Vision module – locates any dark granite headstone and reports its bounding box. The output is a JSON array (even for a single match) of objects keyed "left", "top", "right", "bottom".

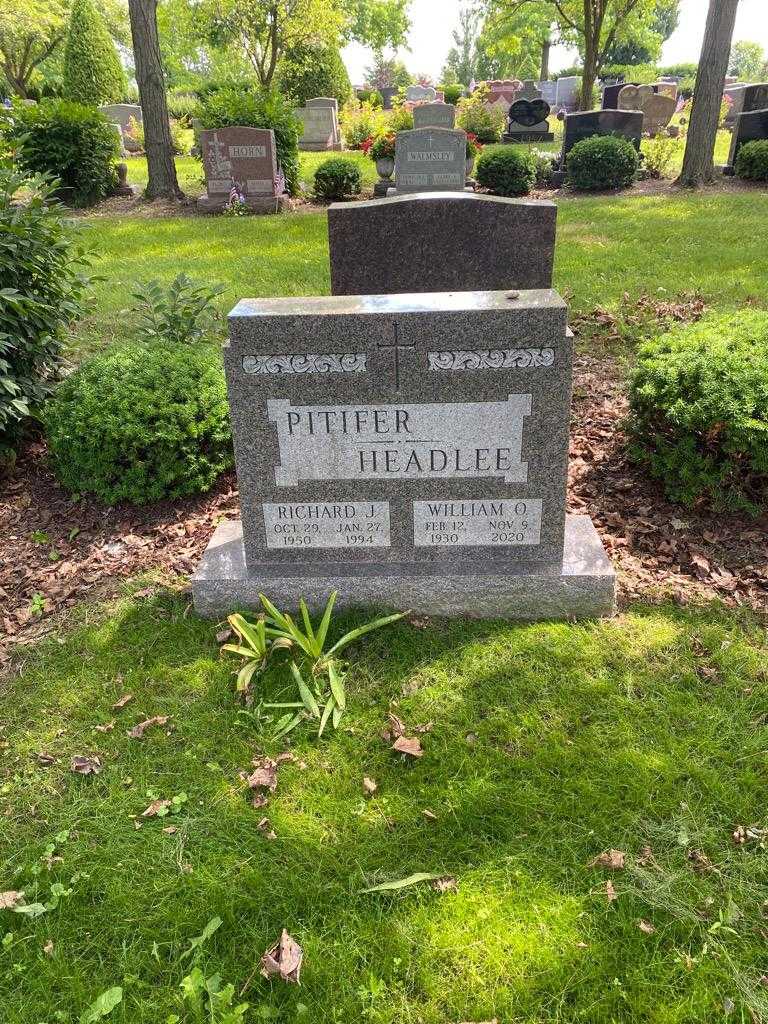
[
  {"left": 726, "top": 108, "right": 768, "bottom": 172},
  {"left": 603, "top": 82, "right": 637, "bottom": 109},
  {"left": 327, "top": 192, "right": 557, "bottom": 295},
  {"left": 559, "top": 109, "right": 643, "bottom": 166}
]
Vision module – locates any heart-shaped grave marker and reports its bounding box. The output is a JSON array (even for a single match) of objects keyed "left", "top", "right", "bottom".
[{"left": 509, "top": 98, "right": 551, "bottom": 128}]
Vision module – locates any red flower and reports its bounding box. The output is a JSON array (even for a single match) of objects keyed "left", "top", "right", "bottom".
[{"left": 361, "top": 136, "right": 374, "bottom": 154}]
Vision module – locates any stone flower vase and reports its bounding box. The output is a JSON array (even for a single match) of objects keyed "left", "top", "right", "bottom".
[
  {"left": 376, "top": 156, "right": 395, "bottom": 179},
  {"left": 466, "top": 155, "right": 475, "bottom": 176}
]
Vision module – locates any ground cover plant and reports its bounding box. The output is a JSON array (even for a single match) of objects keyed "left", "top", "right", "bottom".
[{"left": 1, "top": 591, "right": 767, "bottom": 1022}]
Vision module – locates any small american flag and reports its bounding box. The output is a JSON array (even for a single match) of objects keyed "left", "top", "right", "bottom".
[{"left": 274, "top": 164, "right": 286, "bottom": 196}]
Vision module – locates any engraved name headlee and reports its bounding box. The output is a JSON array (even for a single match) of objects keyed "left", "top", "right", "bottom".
[
  {"left": 263, "top": 502, "right": 391, "bottom": 549},
  {"left": 266, "top": 398, "right": 531, "bottom": 487},
  {"left": 413, "top": 499, "right": 542, "bottom": 547}
]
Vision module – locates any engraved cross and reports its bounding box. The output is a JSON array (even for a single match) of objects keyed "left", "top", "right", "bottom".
[{"left": 376, "top": 322, "right": 414, "bottom": 390}]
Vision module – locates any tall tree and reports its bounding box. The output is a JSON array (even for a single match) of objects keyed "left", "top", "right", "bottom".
[
  {"left": 677, "top": 0, "right": 739, "bottom": 188},
  {"left": 63, "top": 0, "right": 125, "bottom": 105},
  {"left": 128, "top": 0, "right": 184, "bottom": 200},
  {"left": 0, "top": 0, "right": 67, "bottom": 97},
  {"left": 441, "top": 5, "right": 482, "bottom": 86},
  {"left": 603, "top": 0, "right": 678, "bottom": 65},
  {"left": 480, "top": 4, "right": 554, "bottom": 81},
  {"left": 488, "top": 0, "right": 671, "bottom": 108},
  {"left": 728, "top": 39, "right": 764, "bottom": 80}
]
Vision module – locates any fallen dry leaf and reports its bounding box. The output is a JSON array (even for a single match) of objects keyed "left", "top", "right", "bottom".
[
  {"left": 414, "top": 722, "right": 433, "bottom": 734},
  {"left": 733, "top": 824, "right": 767, "bottom": 846},
  {"left": 43, "top": 939, "right": 54, "bottom": 956},
  {"left": 257, "top": 817, "right": 277, "bottom": 840},
  {"left": 465, "top": 732, "right": 478, "bottom": 746},
  {"left": 431, "top": 875, "right": 458, "bottom": 893},
  {"left": 111, "top": 694, "right": 134, "bottom": 711},
  {"left": 36, "top": 752, "right": 56, "bottom": 766},
  {"left": 95, "top": 721, "right": 115, "bottom": 733},
  {"left": 636, "top": 845, "right": 658, "bottom": 868},
  {"left": 162, "top": 825, "right": 178, "bottom": 835},
  {"left": 382, "top": 712, "right": 406, "bottom": 742},
  {"left": 251, "top": 793, "right": 269, "bottom": 809},
  {"left": 0, "top": 891, "right": 24, "bottom": 910},
  {"left": 276, "top": 752, "right": 297, "bottom": 765},
  {"left": 688, "top": 848, "right": 715, "bottom": 874},
  {"left": 422, "top": 809, "right": 437, "bottom": 821},
  {"left": 589, "top": 849, "right": 626, "bottom": 870},
  {"left": 362, "top": 777, "right": 378, "bottom": 796},
  {"left": 216, "top": 627, "right": 233, "bottom": 644},
  {"left": 605, "top": 880, "right": 618, "bottom": 903},
  {"left": 141, "top": 799, "right": 171, "bottom": 818},
  {"left": 127, "top": 715, "right": 170, "bottom": 739},
  {"left": 392, "top": 736, "right": 423, "bottom": 758},
  {"left": 243, "top": 757, "right": 278, "bottom": 792},
  {"left": 70, "top": 755, "right": 102, "bottom": 775},
  {"left": 638, "top": 919, "right": 656, "bottom": 934},
  {"left": 260, "top": 929, "right": 302, "bottom": 984}
]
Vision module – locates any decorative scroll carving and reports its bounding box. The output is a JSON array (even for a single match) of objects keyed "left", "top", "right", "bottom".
[
  {"left": 242, "top": 353, "right": 367, "bottom": 375},
  {"left": 428, "top": 348, "right": 554, "bottom": 371}
]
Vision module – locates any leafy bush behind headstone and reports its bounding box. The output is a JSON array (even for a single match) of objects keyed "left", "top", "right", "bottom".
[
  {"left": 62, "top": 0, "right": 126, "bottom": 106},
  {"left": 313, "top": 158, "right": 362, "bottom": 202},
  {"left": 4, "top": 100, "right": 119, "bottom": 206},
  {"left": 45, "top": 344, "right": 234, "bottom": 505},
  {"left": 566, "top": 134, "right": 639, "bottom": 191},
  {"left": 735, "top": 139, "right": 768, "bottom": 181},
  {"left": 0, "top": 171, "right": 91, "bottom": 464},
  {"left": 278, "top": 42, "right": 352, "bottom": 107},
  {"left": 475, "top": 145, "right": 537, "bottom": 197},
  {"left": 198, "top": 88, "right": 301, "bottom": 196},
  {"left": 628, "top": 310, "right": 768, "bottom": 515}
]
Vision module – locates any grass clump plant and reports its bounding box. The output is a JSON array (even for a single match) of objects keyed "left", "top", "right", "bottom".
[{"left": 628, "top": 309, "right": 768, "bottom": 514}]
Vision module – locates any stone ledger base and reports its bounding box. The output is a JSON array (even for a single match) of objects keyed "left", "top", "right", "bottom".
[
  {"left": 298, "top": 142, "right": 343, "bottom": 152},
  {"left": 197, "top": 194, "right": 284, "bottom": 214},
  {"left": 192, "top": 515, "right": 616, "bottom": 620},
  {"left": 503, "top": 131, "right": 555, "bottom": 143}
]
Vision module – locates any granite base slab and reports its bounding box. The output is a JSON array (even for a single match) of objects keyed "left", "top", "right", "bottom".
[
  {"left": 197, "top": 194, "right": 283, "bottom": 214},
  {"left": 502, "top": 131, "right": 554, "bottom": 143},
  {"left": 192, "top": 515, "right": 616, "bottom": 621}
]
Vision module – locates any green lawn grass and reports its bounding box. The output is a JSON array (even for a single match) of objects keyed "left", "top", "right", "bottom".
[
  {"left": 72, "top": 189, "right": 768, "bottom": 358},
  {"left": 1, "top": 589, "right": 767, "bottom": 1023}
]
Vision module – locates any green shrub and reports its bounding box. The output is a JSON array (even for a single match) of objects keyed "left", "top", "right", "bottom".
[
  {"left": 340, "top": 99, "right": 386, "bottom": 149},
  {"left": 5, "top": 100, "right": 119, "bottom": 205},
  {"left": 566, "top": 134, "right": 639, "bottom": 191},
  {"left": 166, "top": 91, "right": 199, "bottom": 126},
  {"left": 627, "top": 310, "right": 768, "bottom": 515},
  {"left": 45, "top": 344, "right": 233, "bottom": 506},
  {"left": 130, "top": 273, "right": 225, "bottom": 346},
  {"left": 62, "top": 0, "right": 125, "bottom": 106},
  {"left": 386, "top": 105, "right": 414, "bottom": 133},
  {"left": 125, "top": 115, "right": 188, "bottom": 156},
  {"left": 642, "top": 133, "right": 681, "bottom": 179},
  {"left": 441, "top": 84, "right": 464, "bottom": 105},
  {"left": 0, "top": 171, "right": 91, "bottom": 462},
  {"left": 198, "top": 87, "right": 301, "bottom": 196},
  {"left": 313, "top": 157, "right": 362, "bottom": 201},
  {"left": 457, "top": 87, "right": 505, "bottom": 143},
  {"left": 278, "top": 42, "right": 352, "bottom": 106},
  {"left": 735, "top": 139, "right": 768, "bottom": 181},
  {"left": 475, "top": 145, "right": 537, "bottom": 196}
]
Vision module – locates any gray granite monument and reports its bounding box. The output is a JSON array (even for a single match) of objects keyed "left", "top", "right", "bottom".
[
  {"left": 295, "top": 100, "right": 342, "bottom": 151},
  {"left": 413, "top": 102, "right": 457, "bottom": 129},
  {"left": 192, "top": 288, "right": 615, "bottom": 619},
  {"left": 406, "top": 85, "right": 437, "bottom": 103},
  {"left": 197, "top": 126, "right": 284, "bottom": 213},
  {"left": 394, "top": 127, "right": 467, "bottom": 192},
  {"left": 327, "top": 192, "right": 556, "bottom": 294}
]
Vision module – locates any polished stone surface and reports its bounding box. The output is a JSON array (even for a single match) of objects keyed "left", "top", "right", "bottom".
[
  {"left": 328, "top": 192, "right": 557, "bottom": 295},
  {"left": 394, "top": 127, "right": 466, "bottom": 192},
  {"left": 558, "top": 109, "right": 644, "bottom": 169},
  {"left": 413, "top": 103, "right": 456, "bottom": 129},
  {"left": 726, "top": 107, "right": 768, "bottom": 171}
]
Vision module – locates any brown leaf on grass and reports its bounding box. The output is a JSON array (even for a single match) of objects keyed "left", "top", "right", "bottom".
[
  {"left": 260, "top": 929, "right": 302, "bottom": 984},
  {"left": 422, "top": 809, "right": 437, "bottom": 821},
  {"left": 605, "top": 880, "right": 618, "bottom": 903},
  {"left": 127, "top": 715, "right": 170, "bottom": 739},
  {"left": 244, "top": 757, "right": 278, "bottom": 792},
  {"left": 111, "top": 694, "right": 134, "bottom": 710},
  {"left": 95, "top": 721, "right": 115, "bottom": 733},
  {"left": 162, "top": 825, "right": 178, "bottom": 835},
  {"left": 70, "top": 755, "right": 102, "bottom": 775},
  {"left": 392, "top": 736, "right": 423, "bottom": 758},
  {"left": 36, "top": 752, "right": 56, "bottom": 766},
  {"left": 589, "top": 849, "right": 626, "bottom": 870},
  {"left": 216, "top": 627, "right": 233, "bottom": 644},
  {"left": 141, "top": 799, "right": 171, "bottom": 818},
  {"left": 638, "top": 919, "right": 656, "bottom": 934},
  {"left": 0, "top": 891, "right": 24, "bottom": 909},
  {"left": 257, "top": 817, "right": 277, "bottom": 840},
  {"left": 276, "top": 752, "right": 297, "bottom": 765},
  {"left": 414, "top": 722, "right": 433, "bottom": 734},
  {"left": 362, "top": 777, "right": 378, "bottom": 796},
  {"left": 43, "top": 939, "right": 54, "bottom": 956},
  {"left": 636, "top": 845, "right": 660, "bottom": 869},
  {"left": 382, "top": 712, "right": 406, "bottom": 742},
  {"left": 688, "top": 848, "right": 715, "bottom": 874},
  {"left": 251, "top": 793, "right": 269, "bottom": 810},
  {"left": 733, "top": 824, "right": 767, "bottom": 846},
  {"left": 431, "top": 875, "right": 458, "bottom": 893}
]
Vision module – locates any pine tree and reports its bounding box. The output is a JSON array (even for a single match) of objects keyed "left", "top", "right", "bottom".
[{"left": 62, "top": 0, "right": 125, "bottom": 107}]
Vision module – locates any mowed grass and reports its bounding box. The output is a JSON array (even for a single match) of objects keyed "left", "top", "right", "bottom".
[
  {"left": 71, "top": 188, "right": 768, "bottom": 358},
  {"left": 1, "top": 591, "right": 767, "bottom": 1022}
]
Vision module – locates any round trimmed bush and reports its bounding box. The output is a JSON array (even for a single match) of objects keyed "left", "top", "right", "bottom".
[
  {"left": 45, "top": 345, "right": 233, "bottom": 505},
  {"left": 566, "top": 134, "right": 639, "bottom": 191},
  {"left": 6, "top": 100, "right": 119, "bottom": 206},
  {"left": 475, "top": 145, "right": 537, "bottom": 197},
  {"left": 735, "top": 139, "right": 768, "bottom": 181},
  {"left": 627, "top": 310, "right": 768, "bottom": 515},
  {"left": 313, "top": 157, "right": 362, "bottom": 201}
]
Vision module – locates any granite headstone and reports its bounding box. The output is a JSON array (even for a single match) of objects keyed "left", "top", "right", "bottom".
[
  {"left": 413, "top": 102, "right": 457, "bottom": 129},
  {"left": 295, "top": 102, "right": 342, "bottom": 151},
  {"left": 504, "top": 80, "right": 553, "bottom": 142},
  {"left": 726, "top": 107, "right": 768, "bottom": 172},
  {"left": 555, "top": 76, "right": 580, "bottom": 111},
  {"left": 603, "top": 82, "right": 638, "bottom": 109},
  {"left": 327, "top": 192, "right": 556, "bottom": 295},
  {"left": 553, "top": 109, "right": 643, "bottom": 184},
  {"left": 406, "top": 85, "right": 437, "bottom": 103},
  {"left": 394, "top": 127, "right": 466, "bottom": 192},
  {"left": 197, "top": 127, "right": 283, "bottom": 213}
]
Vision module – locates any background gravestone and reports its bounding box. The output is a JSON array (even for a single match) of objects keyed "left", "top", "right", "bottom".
[
  {"left": 295, "top": 103, "right": 342, "bottom": 151},
  {"left": 503, "top": 81, "right": 553, "bottom": 142},
  {"left": 327, "top": 192, "right": 556, "bottom": 295},
  {"left": 380, "top": 86, "right": 397, "bottom": 109},
  {"left": 197, "top": 127, "right": 283, "bottom": 213},
  {"left": 725, "top": 108, "right": 768, "bottom": 172},
  {"left": 413, "top": 102, "right": 456, "bottom": 129},
  {"left": 641, "top": 93, "right": 676, "bottom": 135},
  {"left": 603, "top": 82, "right": 638, "bottom": 109},
  {"left": 406, "top": 84, "right": 437, "bottom": 103},
  {"left": 99, "top": 103, "right": 141, "bottom": 131},
  {"left": 555, "top": 76, "right": 580, "bottom": 111},
  {"left": 394, "top": 127, "right": 466, "bottom": 192},
  {"left": 554, "top": 109, "right": 644, "bottom": 182},
  {"left": 193, "top": 288, "right": 615, "bottom": 619}
]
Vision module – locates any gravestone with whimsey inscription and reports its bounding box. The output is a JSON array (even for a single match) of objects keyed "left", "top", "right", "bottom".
[
  {"left": 394, "top": 127, "right": 467, "bottom": 192},
  {"left": 413, "top": 102, "right": 456, "bottom": 129},
  {"left": 197, "top": 127, "right": 283, "bottom": 213},
  {"left": 192, "top": 287, "right": 616, "bottom": 619}
]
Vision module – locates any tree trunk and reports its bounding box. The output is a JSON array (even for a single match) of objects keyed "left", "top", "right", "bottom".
[
  {"left": 540, "top": 37, "right": 550, "bottom": 82},
  {"left": 127, "top": 0, "right": 184, "bottom": 200},
  {"left": 580, "top": 45, "right": 598, "bottom": 110},
  {"left": 677, "top": 0, "right": 740, "bottom": 187}
]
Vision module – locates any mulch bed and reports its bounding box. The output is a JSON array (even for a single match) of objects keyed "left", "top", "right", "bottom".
[{"left": 2, "top": 353, "right": 766, "bottom": 667}]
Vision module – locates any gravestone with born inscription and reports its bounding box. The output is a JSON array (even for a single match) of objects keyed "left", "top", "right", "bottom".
[
  {"left": 394, "top": 127, "right": 467, "bottom": 192},
  {"left": 192, "top": 286, "right": 616, "bottom": 618},
  {"left": 197, "top": 126, "right": 284, "bottom": 213},
  {"left": 413, "top": 102, "right": 456, "bottom": 129}
]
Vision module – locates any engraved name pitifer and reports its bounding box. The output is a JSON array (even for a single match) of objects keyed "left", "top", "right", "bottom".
[{"left": 266, "top": 397, "right": 531, "bottom": 487}]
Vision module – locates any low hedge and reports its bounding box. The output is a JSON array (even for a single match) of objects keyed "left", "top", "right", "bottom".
[
  {"left": 566, "top": 134, "right": 639, "bottom": 191},
  {"left": 735, "top": 139, "right": 768, "bottom": 181},
  {"left": 45, "top": 344, "right": 233, "bottom": 505},
  {"left": 313, "top": 157, "right": 362, "bottom": 201},
  {"left": 627, "top": 310, "right": 768, "bottom": 515},
  {"left": 475, "top": 145, "right": 537, "bottom": 196}
]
